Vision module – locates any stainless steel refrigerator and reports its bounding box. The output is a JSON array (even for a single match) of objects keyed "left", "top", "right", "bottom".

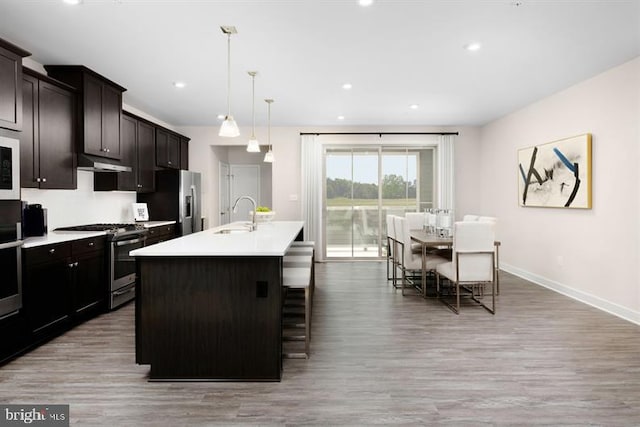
[{"left": 137, "top": 170, "right": 202, "bottom": 236}]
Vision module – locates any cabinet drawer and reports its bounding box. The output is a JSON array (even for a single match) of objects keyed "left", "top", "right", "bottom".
[
  {"left": 72, "top": 236, "right": 106, "bottom": 256},
  {"left": 24, "top": 242, "right": 71, "bottom": 265},
  {"left": 147, "top": 224, "right": 175, "bottom": 237}
]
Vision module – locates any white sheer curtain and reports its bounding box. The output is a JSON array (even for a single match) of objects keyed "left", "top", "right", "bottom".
[
  {"left": 438, "top": 134, "right": 455, "bottom": 210},
  {"left": 300, "top": 134, "right": 323, "bottom": 259}
]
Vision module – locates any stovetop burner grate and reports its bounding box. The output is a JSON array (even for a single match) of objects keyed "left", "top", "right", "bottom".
[{"left": 56, "top": 223, "right": 146, "bottom": 233}]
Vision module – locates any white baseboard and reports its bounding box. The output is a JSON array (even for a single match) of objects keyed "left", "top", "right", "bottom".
[{"left": 501, "top": 263, "right": 640, "bottom": 326}]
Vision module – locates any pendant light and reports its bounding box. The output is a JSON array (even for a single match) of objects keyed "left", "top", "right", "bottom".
[
  {"left": 264, "top": 99, "right": 274, "bottom": 163},
  {"left": 246, "top": 71, "right": 260, "bottom": 152},
  {"left": 219, "top": 26, "right": 240, "bottom": 137}
]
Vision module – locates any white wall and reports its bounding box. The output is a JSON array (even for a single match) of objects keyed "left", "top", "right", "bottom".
[
  {"left": 21, "top": 171, "right": 137, "bottom": 229},
  {"left": 226, "top": 146, "right": 272, "bottom": 209},
  {"left": 479, "top": 56, "right": 640, "bottom": 322},
  {"left": 177, "top": 125, "right": 482, "bottom": 229}
]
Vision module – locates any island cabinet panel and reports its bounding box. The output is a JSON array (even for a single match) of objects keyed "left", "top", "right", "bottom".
[{"left": 137, "top": 256, "right": 283, "bottom": 381}]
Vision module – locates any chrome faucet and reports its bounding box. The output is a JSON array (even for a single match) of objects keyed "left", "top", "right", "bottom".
[{"left": 232, "top": 196, "right": 258, "bottom": 231}]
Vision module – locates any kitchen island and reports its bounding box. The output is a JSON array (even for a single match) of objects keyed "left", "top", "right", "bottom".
[{"left": 130, "top": 221, "right": 304, "bottom": 381}]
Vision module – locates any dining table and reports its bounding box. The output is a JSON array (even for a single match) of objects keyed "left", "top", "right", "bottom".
[{"left": 409, "top": 229, "right": 501, "bottom": 298}]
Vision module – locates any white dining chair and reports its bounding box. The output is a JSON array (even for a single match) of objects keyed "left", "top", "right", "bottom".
[
  {"left": 386, "top": 214, "right": 397, "bottom": 283},
  {"left": 396, "top": 216, "right": 447, "bottom": 296},
  {"left": 462, "top": 214, "right": 479, "bottom": 221},
  {"left": 435, "top": 221, "right": 496, "bottom": 314}
]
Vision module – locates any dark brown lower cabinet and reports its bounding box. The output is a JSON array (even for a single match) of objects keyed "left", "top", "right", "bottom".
[
  {"left": 18, "top": 236, "right": 106, "bottom": 356},
  {"left": 145, "top": 224, "right": 176, "bottom": 246}
]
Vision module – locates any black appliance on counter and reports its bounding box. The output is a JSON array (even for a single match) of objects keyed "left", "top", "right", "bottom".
[
  {"left": 0, "top": 200, "right": 23, "bottom": 319},
  {"left": 21, "top": 203, "right": 47, "bottom": 237},
  {"left": 55, "top": 223, "right": 148, "bottom": 310}
]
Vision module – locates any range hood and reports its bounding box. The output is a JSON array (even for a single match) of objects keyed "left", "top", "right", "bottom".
[{"left": 77, "top": 154, "right": 132, "bottom": 173}]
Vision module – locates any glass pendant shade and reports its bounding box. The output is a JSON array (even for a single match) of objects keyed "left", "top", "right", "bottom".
[
  {"left": 263, "top": 149, "right": 274, "bottom": 163},
  {"left": 247, "top": 137, "right": 261, "bottom": 152},
  {"left": 219, "top": 115, "right": 240, "bottom": 137}
]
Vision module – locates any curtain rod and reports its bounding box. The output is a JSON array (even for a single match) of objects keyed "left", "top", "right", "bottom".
[{"left": 299, "top": 132, "right": 459, "bottom": 136}]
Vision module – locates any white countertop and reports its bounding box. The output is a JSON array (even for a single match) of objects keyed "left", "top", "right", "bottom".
[
  {"left": 130, "top": 221, "right": 304, "bottom": 257},
  {"left": 22, "top": 231, "right": 107, "bottom": 249},
  {"left": 138, "top": 220, "right": 177, "bottom": 228},
  {"left": 22, "top": 221, "right": 177, "bottom": 248}
]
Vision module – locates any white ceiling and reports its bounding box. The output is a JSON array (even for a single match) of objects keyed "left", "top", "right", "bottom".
[{"left": 0, "top": 1, "right": 639, "bottom": 128}]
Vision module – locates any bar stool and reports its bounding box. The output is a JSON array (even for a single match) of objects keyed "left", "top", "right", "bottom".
[
  {"left": 290, "top": 241, "right": 315, "bottom": 248},
  {"left": 282, "top": 267, "right": 312, "bottom": 358}
]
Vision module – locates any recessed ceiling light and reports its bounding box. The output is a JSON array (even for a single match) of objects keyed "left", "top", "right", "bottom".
[
  {"left": 337, "top": 116, "right": 345, "bottom": 120},
  {"left": 62, "top": 0, "right": 82, "bottom": 4},
  {"left": 217, "top": 114, "right": 225, "bottom": 120},
  {"left": 173, "top": 81, "right": 186, "bottom": 88},
  {"left": 464, "top": 42, "right": 482, "bottom": 51},
  {"left": 342, "top": 83, "right": 352, "bottom": 90},
  {"left": 359, "top": 0, "right": 373, "bottom": 6},
  {"left": 409, "top": 104, "right": 419, "bottom": 110}
]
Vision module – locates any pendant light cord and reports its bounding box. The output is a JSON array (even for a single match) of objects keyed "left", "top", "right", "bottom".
[
  {"left": 227, "top": 33, "right": 231, "bottom": 117},
  {"left": 251, "top": 74, "right": 256, "bottom": 138},
  {"left": 268, "top": 101, "right": 271, "bottom": 150}
]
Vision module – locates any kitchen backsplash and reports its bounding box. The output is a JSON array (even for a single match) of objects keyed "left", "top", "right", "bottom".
[{"left": 21, "top": 171, "right": 137, "bottom": 230}]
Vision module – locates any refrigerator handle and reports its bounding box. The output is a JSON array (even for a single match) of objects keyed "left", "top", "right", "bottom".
[{"left": 191, "top": 184, "right": 197, "bottom": 233}]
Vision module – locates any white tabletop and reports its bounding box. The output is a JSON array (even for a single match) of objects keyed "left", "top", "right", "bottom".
[{"left": 130, "top": 221, "right": 304, "bottom": 257}]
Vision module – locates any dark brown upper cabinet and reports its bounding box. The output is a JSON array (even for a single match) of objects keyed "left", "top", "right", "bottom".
[
  {"left": 137, "top": 120, "right": 156, "bottom": 192},
  {"left": 21, "top": 68, "right": 77, "bottom": 190},
  {"left": 180, "top": 137, "right": 189, "bottom": 170},
  {"left": 0, "top": 38, "right": 30, "bottom": 131},
  {"left": 44, "top": 65, "right": 126, "bottom": 160},
  {"left": 156, "top": 127, "right": 180, "bottom": 169},
  {"left": 95, "top": 112, "right": 156, "bottom": 193}
]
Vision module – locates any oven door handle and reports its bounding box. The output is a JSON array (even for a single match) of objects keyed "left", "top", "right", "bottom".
[
  {"left": 0, "top": 240, "right": 24, "bottom": 250},
  {"left": 114, "top": 237, "right": 146, "bottom": 247},
  {"left": 113, "top": 287, "right": 136, "bottom": 297}
]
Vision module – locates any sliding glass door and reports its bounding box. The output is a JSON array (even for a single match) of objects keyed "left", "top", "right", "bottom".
[{"left": 324, "top": 146, "right": 435, "bottom": 260}]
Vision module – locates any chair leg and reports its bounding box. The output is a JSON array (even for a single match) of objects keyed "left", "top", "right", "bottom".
[
  {"left": 305, "top": 286, "right": 310, "bottom": 357},
  {"left": 456, "top": 281, "right": 460, "bottom": 315}
]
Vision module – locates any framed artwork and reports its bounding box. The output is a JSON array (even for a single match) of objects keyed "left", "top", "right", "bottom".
[{"left": 518, "top": 133, "right": 592, "bottom": 209}]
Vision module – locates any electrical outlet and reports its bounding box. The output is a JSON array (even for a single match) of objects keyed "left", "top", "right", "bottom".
[
  {"left": 289, "top": 194, "right": 298, "bottom": 201},
  {"left": 557, "top": 255, "right": 564, "bottom": 267}
]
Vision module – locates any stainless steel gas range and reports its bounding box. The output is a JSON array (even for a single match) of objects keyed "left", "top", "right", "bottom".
[{"left": 56, "top": 223, "right": 148, "bottom": 309}]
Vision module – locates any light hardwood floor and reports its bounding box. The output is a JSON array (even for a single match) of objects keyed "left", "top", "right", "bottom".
[{"left": 2, "top": 262, "right": 640, "bottom": 425}]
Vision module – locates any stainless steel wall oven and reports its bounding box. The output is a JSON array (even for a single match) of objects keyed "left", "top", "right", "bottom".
[{"left": 0, "top": 201, "right": 23, "bottom": 319}]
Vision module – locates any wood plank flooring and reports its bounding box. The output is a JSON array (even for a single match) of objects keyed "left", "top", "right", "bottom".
[{"left": 2, "top": 262, "right": 640, "bottom": 425}]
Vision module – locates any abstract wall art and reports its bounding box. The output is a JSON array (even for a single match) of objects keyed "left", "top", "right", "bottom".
[{"left": 518, "top": 134, "right": 592, "bottom": 208}]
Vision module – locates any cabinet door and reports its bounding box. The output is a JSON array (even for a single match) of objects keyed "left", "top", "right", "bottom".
[
  {"left": 23, "top": 259, "right": 71, "bottom": 335},
  {"left": 155, "top": 128, "right": 168, "bottom": 167},
  {"left": 101, "top": 84, "right": 122, "bottom": 159},
  {"left": 137, "top": 121, "right": 156, "bottom": 192},
  {"left": 117, "top": 114, "right": 137, "bottom": 191},
  {"left": 72, "top": 249, "right": 106, "bottom": 316},
  {"left": 180, "top": 138, "right": 189, "bottom": 170},
  {"left": 20, "top": 74, "right": 39, "bottom": 188},
  {"left": 83, "top": 74, "right": 103, "bottom": 157},
  {"left": 38, "top": 80, "right": 77, "bottom": 189},
  {"left": 167, "top": 133, "right": 180, "bottom": 169},
  {"left": 0, "top": 46, "right": 23, "bottom": 131},
  {"left": 0, "top": 311, "right": 29, "bottom": 364}
]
